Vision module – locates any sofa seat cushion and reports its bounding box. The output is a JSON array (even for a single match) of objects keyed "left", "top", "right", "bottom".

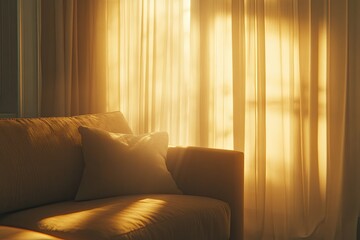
[
  {"left": 0, "top": 226, "right": 60, "bottom": 240},
  {"left": 0, "top": 195, "right": 230, "bottom": 240}
]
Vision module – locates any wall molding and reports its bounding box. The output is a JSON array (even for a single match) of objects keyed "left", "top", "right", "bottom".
[{"left": 0, "top": 0, "right": 18, "bottom": 117}]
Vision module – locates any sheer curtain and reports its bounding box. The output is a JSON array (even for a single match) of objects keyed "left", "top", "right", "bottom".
[
  {"left": 111, "top": 0, "right": 235, "bottom": 147},
  {"left": 40, "top": 0, "right": 359, "bottom": 239},
  {"left": 110, "top": 1, "right": 358, "bottom": 238}
]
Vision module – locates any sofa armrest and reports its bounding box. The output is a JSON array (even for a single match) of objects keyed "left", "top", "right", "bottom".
[{"left": 166, "top": 146, "right": 244, "bottom": 240}]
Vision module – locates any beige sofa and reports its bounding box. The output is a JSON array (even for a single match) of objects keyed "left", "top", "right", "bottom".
[{"left": 0, "top": 112, "right": 243, "bottom": 240}]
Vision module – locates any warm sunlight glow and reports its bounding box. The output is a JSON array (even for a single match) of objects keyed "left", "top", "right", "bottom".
[
  {"left": 241, "top": 1, "right": 335, "bottom": 236},
  {"left": 245, "top": 4, "right": 329, "bottom": 192},
  {"left": 39, "top": 198, "right": 166, "bottom": 232},
  {"left": 0, "top": 228, "right": 59, "bottom": 240},
  {"left": 264, "top": 15, "right": 295, "bottom": 185},
  {"left": 106, "top": 0, "right": 120, "bottom": 112},
  {"left": 109, "top": 0, "right": 330, "bottom": 205},
  {"left": 117, "top": 0, "right": 197, "bottom": 146},
  {"left": 3, "top": 232, "right": 58, "bottom": 240},
  {"left": 208, "top": 11, "right": 233, "bottom": 149},
  {"left": 115, "top": 0, "right": 235, "bottom": 148},
  {"left": 317, "top": 21, "right": 328, "bottom": 199},
  {"left": 111, "top": 198, "right": 166, "bottom": 229},
  {"left": 39, "top": 207, "right": 98, "bottom": 231}
]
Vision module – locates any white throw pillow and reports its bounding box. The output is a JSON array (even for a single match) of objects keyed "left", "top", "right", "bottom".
[{"left": 75, "top": 126, "right": 181, "bottom": 201}]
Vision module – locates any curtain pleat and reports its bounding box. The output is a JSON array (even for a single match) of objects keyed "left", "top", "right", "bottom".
[{"left": 41, "top": 0, "right": 108, "bottom": 116}]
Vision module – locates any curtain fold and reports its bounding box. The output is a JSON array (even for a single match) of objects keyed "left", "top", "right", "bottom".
[
  {"left": 343, "top": 0, "right": 360, "bottom": 237},
  {"left": 39, "top": 0, "right": 359, "bottom": 239},
  {"left": 41, "top": 0, "right": 109, "bottom": 116}
]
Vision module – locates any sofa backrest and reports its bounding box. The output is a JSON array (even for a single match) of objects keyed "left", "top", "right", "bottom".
[{"left": 0, "top": 112, "right": 132, "bottom": 214}]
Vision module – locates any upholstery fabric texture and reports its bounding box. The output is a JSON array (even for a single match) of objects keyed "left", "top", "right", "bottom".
[
  {"left": 0, "top": 226, "right": 61, "bottom": 240},
  {"left": 0, "top": 195, "right": 231, "bottom": 240},
  {"left": 75, "top": 127, "right": 181, "bottom": 201},
  {"left": 0, "top": 112, "right": 132, "bottom": 214}
]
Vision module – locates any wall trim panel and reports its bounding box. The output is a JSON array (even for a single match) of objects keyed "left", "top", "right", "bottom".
[{"left": 0, "top": 0, "right": 18, "bottom": 117}]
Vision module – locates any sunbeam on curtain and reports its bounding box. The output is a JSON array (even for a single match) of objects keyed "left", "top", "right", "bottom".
[
  {"left": 104, "top": 0, "right": 357, "bottom": 239},
  {"left": 40, "top": 0, "right": 359, "bottom": 239},
  {"left": 109, "top": 0, "right": 358, "bottom": 239},
  {"left": 101, "top": 1, "right": 357, "bottom": 239},
  {"left": 107, "top": 0, "right": 235, "bottom": 148}
]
